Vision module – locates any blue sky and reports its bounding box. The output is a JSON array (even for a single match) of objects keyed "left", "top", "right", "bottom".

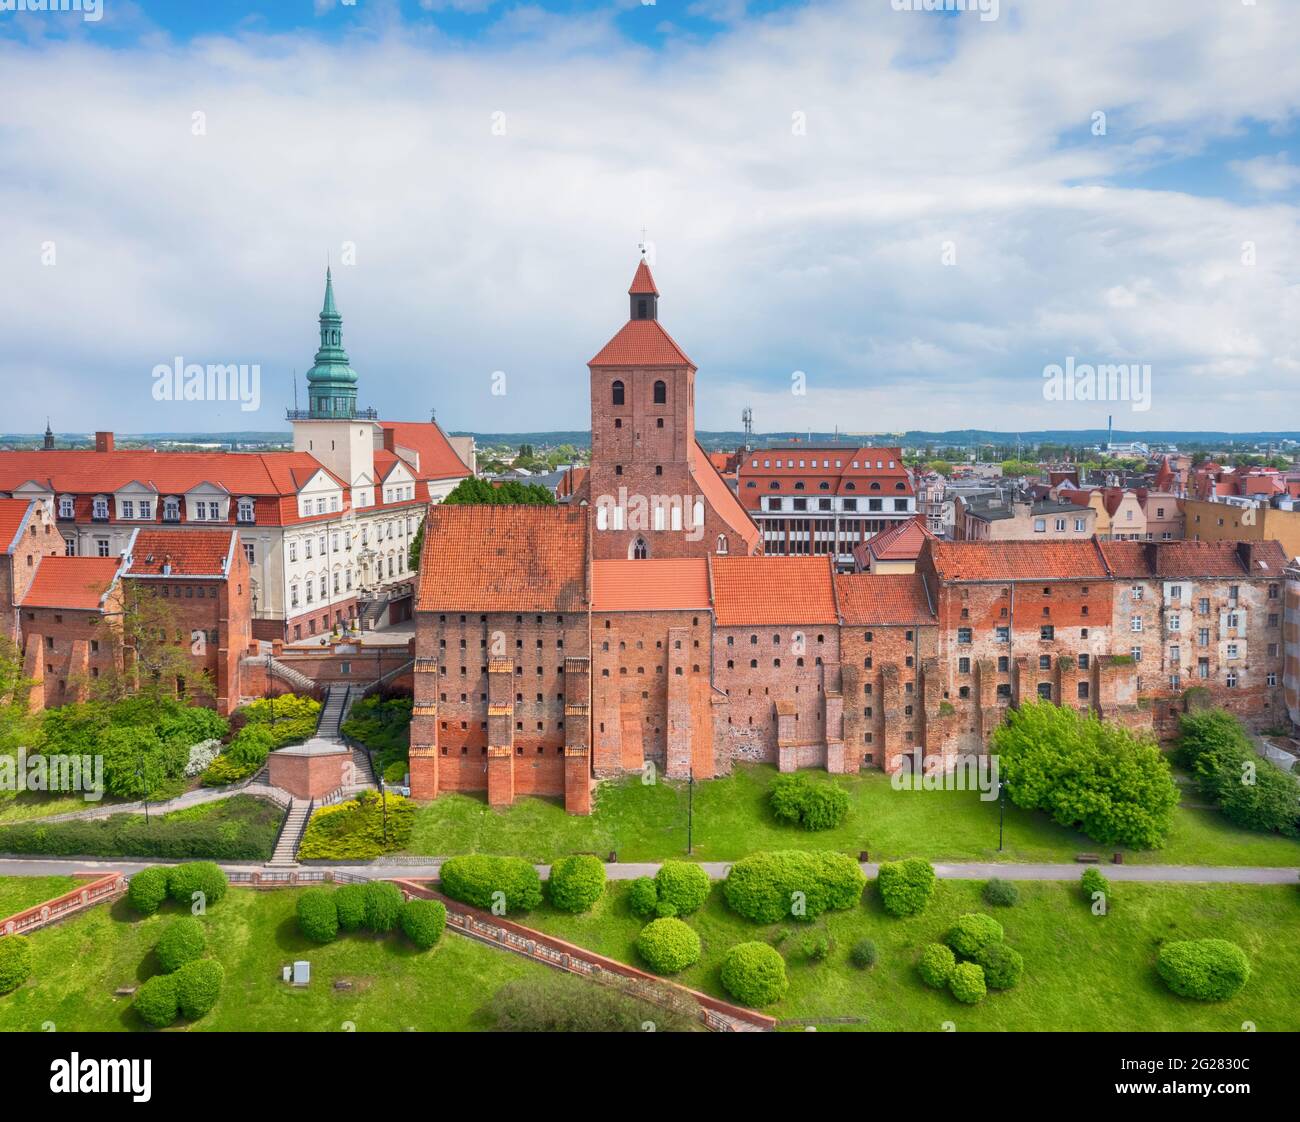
[{"left": 2, "top": 0, "right": 1298, "bottom": 436}]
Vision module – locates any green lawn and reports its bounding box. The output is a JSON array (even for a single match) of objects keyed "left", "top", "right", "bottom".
[
  {"left": 0, "top": 791, "right": 130, "bottom": 824},
  {"left": 521, "top": 877, "right": 1300, "bottom": 1031},
  {"left": 0, "top": 875, "right": 86, "bottom": 918},
  {"left": 405, "top": 763, "right": 1300, "bottom": 866},
  {"left": 0, "top": 887, "right": 552, "bottom": 1032}
]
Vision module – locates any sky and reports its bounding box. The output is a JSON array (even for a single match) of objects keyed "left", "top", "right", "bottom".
[{"left": 1, "top": 0, "right": 1299, "bottom": 437}]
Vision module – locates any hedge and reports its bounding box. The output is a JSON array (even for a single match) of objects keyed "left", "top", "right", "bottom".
[
  {"left": 155, "top": 918, "right": 206, "bottom": 973},
  {"left": 975, "top": 942, "right": 1024, "bottom": 990},
  {"left": 635, "top": 918, "right": 701, "bottom": 975},
  {"left": 0, "top": 935, "right": 33, "bottom": 995},
  {"left": 876, "top": 859, "right": 936, "bottom": 917},
  {"left": 918, "top": 943, "right": 956, "bottom": 989},
  {"left": 127, "top": 867, "right": 171, "bottom": 915},
  {"left": 768, "top": 774, "right": 850, "bottom": 831},
  {"left": 722, "top": 851, "right": 865, "bottom": 923},
  {"left": 175, "top": 958, "right": 224, "bottom": 1020},
  {"left": 363, "top": 881, "right": 404, "bottom": 933},
  {"left": 399, "top": 898, "right": 447, "bottom": 949},
  {"left": 948, "top": 961, "right": 987, "bottom": 1004},
  {"left": 1156, "top": 939, "right": 1251, "bottom": 1001},
  {"left": 439, "top": 855, "right": 543, "bottom": 914},
  {"left": 297, "top": 790, "right": 415, "bottom": 859},
  {"left": 335, "top": 884, "right": 367, "bottom": 932},
  {"left": 627, "top": 876, "right": 659, "bottom": 918},
  {"left": 167, "top": 862, "right": 228, "bottom": 910},
  {"left": 654, "top": 861, "right": 710, "bottom": 916},
  {"left": 719, "top": 942, "right": 788, "bottom": 1007},
  {"left": 946, "top": 914, "right": 1004, "bottom": 958},
  {"left": 133, "top": 973, "right": 179, "bottom": 1027},
  {"left": 297, "top": 888, "right": 340, "bottom": 944},
  {"left": 547, "top": 855, "right": 606, "bottom": 914}
]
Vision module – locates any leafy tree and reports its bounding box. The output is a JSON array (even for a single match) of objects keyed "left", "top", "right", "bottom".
[
  {"left": 89, "top": 585, "right": 213, "bottom": 707},
  {"left": 408, "top": 520, "right": 424, "bottom": 572},
  {"left": 442, "top": 477, "right": 555, "bottom": 506},
  {"left": 1179, "top": 709, "right": 1299, "bottom": 837},
  {"left": 0, "top": 634, "right": 41, "bottom": 755}
]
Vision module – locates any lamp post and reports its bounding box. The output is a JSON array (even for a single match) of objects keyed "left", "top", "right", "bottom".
[
  {"left": 378, "top": 775, "right": 389, "bottom": 845},
  {"left": 997, "top": 778, "right": 1007, "bottom": 852},
  {"left": 687, "top": 766, "right": 694, "bottom": 856},
  {"left": 136, "top": 760, "right": 150, "bottom": 826}
]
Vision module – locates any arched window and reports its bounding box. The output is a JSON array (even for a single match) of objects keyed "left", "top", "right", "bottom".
[
  {"left": 612, "top": 380, "right": 625, "bottom": 406},
  {"left": 845, "top": 482, "right": 856, "bottom": 491},
  {"left": 630, "top": 537, "right": 649, "bottom": 560},
  {"left": 769, "top": 481, "right": 780, "bottom": 490},
  {"left": 895, "top": 481, "right": 907, "bottom": 491},
  {"left": 819, "top": 481, "right": 830, "bottom": 490},
  {"left": 653, "top": 380, "right": 667, "bottom": 404},
  {"left": 870, "top": 482, "right": 881, "bottom": 491},
  {"left": 794, "top": 481, "right": 805, "bottom": 490},
  {"left": 716, "top": 535, "right": 728, "bottom": 555}
]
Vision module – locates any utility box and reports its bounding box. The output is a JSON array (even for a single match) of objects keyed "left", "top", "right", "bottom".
[
  {"left": 282, "top": 965, "right": 291, "bottom": 983},
  {"left": 293, "top": 960, "right": 311, "bottom": 986}
]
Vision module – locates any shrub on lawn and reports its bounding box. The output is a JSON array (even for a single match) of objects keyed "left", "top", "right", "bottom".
[
  {"left": 399, "top": 898, "right": 447, "bottom": 949},
  {"left": 133, "top": 973, "right": 179, "bottom": 1027},
  {"left": 547, "top": 855, "right": 606, "bottom": 914},
  {"left": 635, "top": 918, "right": 701, "bottom": 975},
  {"left": 1178, "top": 709, "right": 1299, "bottom": 837},
  {"left": 946, "top": 913, "right": 1004, "bottom": 958},
  {"left": 363, "top": 882, "right": 404, "bottom": 933},
  {"left": 1081, "top": 868, "right": 1111, "bottom": 906},
  {"left": 167, "top": 862, "right": 228, "bottom": 910},
  {"left": 982, "top": 878, "right": 1019, "bottom": 907},
  {"left": 719, "top": 942, "right": 788, "bottom": 1007},
  {"left": 768, "top": 774, "right": 850, "bottom": 831},
  {"left": 723, "top": 851, "right": 866, "bottom": 924},
  {"left": 975, "top": 942, "right": 1024, "bottom": 990},
  {"left": 948, "top": 961, "right": 987, "bottom": 1004},
  {"left": 801, "top": 931, "right": 831, "bottom": 963},
  {"left": 155, "top": 917, "right": 206, "bottom": 973},
  {"left": 296, "top": 789, "right": 415, "bottom": 859},
  {"left": 488, "top": 972, "right": 700, "bottom": 1032},
  {"left": 627, "top": 877, "right": 659, "bottom": 919},
  {"left": 654, "top": 861, "right": 710, "bottom": 916},
  {"left": 127, "top": 867, "right": 171, "bottom": 915},
  {"left": 438, "top": 855, "right": 543, "bottom": 914},
  {"left": 876, "top": 858, "right": 936, "bottom": 917},
  {"left": 296, "top": 889, "right": 340, "bottom": 944},
  {"left": 1156, "top": 939, "right": 1251, "bottom": 1001},
  {"left": 918, "top": 943, "right": 956, "bottom": 989},
  {"left": 175, "top": 958, "right": 224, "bottom": 1020},
  {"left": 654, "top": 900, "right": 678, "bottom": 918},
  {"left": 0, "top": 935, "right": 33, "bottom": 994},
  {"left": 850, "top": 938, "right": 878, "bottom": 970},
  {"left": 335, "top": 884, "right": 367, "bottom": 932}
]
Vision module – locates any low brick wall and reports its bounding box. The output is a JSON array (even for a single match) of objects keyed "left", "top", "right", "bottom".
[{"left": 0, "top": 872, "right": 127, "bottom": 937}]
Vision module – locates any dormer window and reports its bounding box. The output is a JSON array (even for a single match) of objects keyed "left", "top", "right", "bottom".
[
  {"left": 237, "top": 498, "right": 255, "bottom": 523},
  {"left": 57, "top": 496, "right": 74, "bottom": 519},
  {"left": 163, "top": 497, "right": 180, "bottom": 521},
  {"left": 92, "top": 496, "right": 108, "bottom": 520}
]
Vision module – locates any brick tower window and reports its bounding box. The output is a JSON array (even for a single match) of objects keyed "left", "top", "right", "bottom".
[
  {"left": 653, "top": 380, "right": 667, "bottom": 404},
  {"left": 612, "top": 380, "right": 625, "bottom": 405}
]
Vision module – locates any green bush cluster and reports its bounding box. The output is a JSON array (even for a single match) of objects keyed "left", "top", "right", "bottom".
[
  {"left": 297, "top": 790, "right": 415, "bottom": 859},
  {"left": 768, "top": 774, "right": 851, "bottom": 831},
  {"left": 918, "top": 943, "right": 956, "bottom": 989},
  {"left": 546, "top": 855, "right": 606, "bottom": 914},
  {"left": 439, "top": 855, "right": 542, "bottom": 914},
  {"left": 1178, "top": 710, "right": 1300, "bottom": 837},
  {"left": 635, "top": 918, "right": 701, "bottom": 975},
  {"left": 398, "top": 898, "right": 447, "bottom": 949},
  {"left": 946, "top": 913, "right": 1005, "bottom": 958},
  {"left": 133, "top": 906, "right": 224, "bottom": 1026},
  {"left": 719, "top": 941, "right": 788, "bottom": 1007},
  {"left": 296, "top": 888, "right": 340, "bottom": 944},
  {"left": 0, "top": 935, "right": 33, "bottom": 995},
  {"left": 628, "top": 877, "right": 659, "bottom": 918},
  {"left": 723, "top": 851, "right": 865, "bottom": 923},
  {"left": 155, "top": 918, "right": 206, "bottom": 972},
  {"left": 1156, "top": 939, "right": 1251, "bottom": 1002},
  {"left": 948, "top": 961, "right": 987, "bottom": 1004},
  {"left": 166, "top": 862, "right": 228, "bottom": 909},
  {"left": 917, "top": 908, "right": 1024, "bottom": 1001},
  {"left": 876, "top": 858, "right": 936, "bottom": 917},
  {"left": 982, "top": 878, "right": 1019, "bottom": 907},
  {"left": 627, "top": 862, "right": 711, "bottom": 919}
]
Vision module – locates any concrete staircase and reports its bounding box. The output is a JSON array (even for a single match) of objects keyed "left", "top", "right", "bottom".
[
  {"left": 351, "top": 746, "right": 378, "bottom": 787},
  {"left": 268, "top": 797, "right": 312, "bottom": 867},
  {"left": 317, "top": 686, "right": 350, "bottom": 738},
  {"left": 357, "top": 598, "right": 388, "bottom": 630}
]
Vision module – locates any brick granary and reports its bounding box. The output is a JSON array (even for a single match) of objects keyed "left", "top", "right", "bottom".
[{"left": 410, "top": 259, "right": 1293, "bottom": 812}]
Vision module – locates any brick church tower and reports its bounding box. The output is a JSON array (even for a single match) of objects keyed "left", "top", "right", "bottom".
[{"left": 586, "top": 256, "right": 760, "bottom": 560}]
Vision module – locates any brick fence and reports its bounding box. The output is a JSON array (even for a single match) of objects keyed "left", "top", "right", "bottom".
[{"left": 0, "top": 873, "right": 127, "bottom": 937}]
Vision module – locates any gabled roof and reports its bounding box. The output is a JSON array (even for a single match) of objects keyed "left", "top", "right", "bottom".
[
  {"left": 691, "top": 442, "right": 761, "bottom": 553},
  {"left": 379, "top": 421, "right": 472, "bottom": 482},
  {"left": 927, "top": 540, "right": 1109, "bottom": 582},
  {"left": 709, "top": 555, "right": 836, "bottom": 625},
  {"left": 835, "top": 572, "right": 934, "bottom": 625},
  {"left": 589, "top": 319, "right": 694, "bottom": 367},
  {"left": 0, "top": 498, "right": 35, "bottom": 554},
  {"left": 1097, "top": 539, "right": 1288, "bottom": 578},
  {"left": 857, "top": 515, "right": 935, "bottom": 563},
  {"left": 592, "top": 559, "right": 710, "bottom": 612},
  {"left": 124, "top": 529, "right": 238, "bottom": 578},
  {"left": 22, "top": 556, "right": 122, "bottom": 610},
  {"left": 416, "top": 504, "right": 588, "bottom": 613}
]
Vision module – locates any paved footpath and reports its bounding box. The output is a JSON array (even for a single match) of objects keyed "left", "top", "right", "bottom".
[{"left": 0, "top": 856, "right": 1294, "bottom": 884}]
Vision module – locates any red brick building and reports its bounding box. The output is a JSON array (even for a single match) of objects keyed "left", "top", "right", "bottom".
[{"left": 0, "top": 498, "right": 63, "bottom": 644}]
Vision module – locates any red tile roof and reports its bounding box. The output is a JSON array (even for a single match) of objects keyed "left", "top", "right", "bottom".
[
  {"left": 628, "top": 260, "right": 659, "bottom": 295},
  {"left": 589, "top": 319, "right": 694, "bottom": 367},
  {"left": 835, "top": 572, "right": 934, "bottom": 624},
  {"left": 927, "top": 540, "right": 1109, "bottom": 582},
  {"left": 22, "top": 556, "right": 122, "bottom": 610},
  {"left": 691, "top": 443, "right": 761, "bottom": 553},
  {"left": 124, "top": 529, "right": 238, "bottom": 578},
  {"left": 1097, "top": 539, "right": 1288, "bottom": 578},
  {"left": 379, "top": 421, "right": 472, "bottom": 483},
  {"left": 592, "top": 559, "right": 710, "bottom": 612},
  {"left": 860, "top": 515, "right": 935, "bottom": 562},
  {"left": 0, "top": 498, "right": 35, "bottom": 554},
  {"left": 709, "top": 555, "right": 837, "bottom": 625},
  {"left": 416, "top": 504, "right": 588, "bottom": 613}
]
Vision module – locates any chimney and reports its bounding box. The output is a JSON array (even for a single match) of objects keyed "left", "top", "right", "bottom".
[
  {"left": 94, "top": 431, "right": 114, "bottom": 453},
  {"left": 382, "top": 427, "right": 396, "bottom": 453},
  {"left": 1236, "top": 541, "right": 1255, "bottom": 571}
]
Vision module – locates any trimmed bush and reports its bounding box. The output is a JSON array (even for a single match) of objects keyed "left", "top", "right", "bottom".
[
  {"left": 133, "top": 973, "right": 179, "bottom": 1027},
  {"left": 653, "top": 900, "right": 678, "bottom": 918},
  {"left": 876, "top": 858, "right": 936, "bottom": 917},
  {"left": 127, "top": 867, "right": 170, "bottom": 916},
  {"left": 1081, "top": 868, "right": 1111, "bottom": 906},
  {"left": 297, "top": 888, "right": 339, "bottom": 944},
  {"left": 175, "top": 958, "right": 224, "bottom": 1020},
  {"left": 363, "top": 881, "right": 404, "bottom": 933},
  {"left": 918, "top": 943, "right": 956, "bottom": 989},
  {"left": 720, "top": 942, "right": 789, "bottom": 1007},
  {"left": 155, "top": 917, "right": 206, "bottom": 973},
  {"left": 768, "top": 774, "right": 850, "bottom": 831},
  {"left": 982, "top": 878, "right": 1019, "bottom": 907},
  {"left": 0, "top": 935, "right": 33, "bottom": 994},
  {"left": 167, "top": 862, "right": 228, "bottom": 910},
  {"left": 335, "top": 884, "right": 367, "bottom": 932},
  {"left": 627, "top": 876, "right": 659, "bottom": 918},
  {"left": 399, "top": 898, "right": 447, "bottom": 950},
  {"left": 635, "top": 918, "right": 701, "bottom": 975},
  {"left": 975, "top": 942, "right": 1024, "bottom": 990},
  {"left": 946, "top": 913, "right": 1004, "bottom": 958},
  {"left": 547, "top": 855, "right": 606, "bottom": 914},
  {"left": 723, "top": 850, "right": 866, "bottom": 924},
  {"left": 655, "top": 860, "right": 711, "bottom": 916},
  {"left": 439, "top": 855, "right": 543, "bottom": 914},
  {"left": 850, "top": 938, "right": 878, "bottom": 970},
  {"left": 948, "top": 961, "right": 987, "bottom": 1004},
  {"left": 1156, "top": 939, "right": 1251, "bottom": 1001}
]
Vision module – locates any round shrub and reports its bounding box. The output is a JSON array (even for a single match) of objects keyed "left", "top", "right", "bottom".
[
  {"left": 654, "top": 860, "right": 710, "bottom": 915},
  {"left": 155, "top": 917, "right": 206, "bottom": 973},
  {"left": 547, "top": 855, "right": 606, "bottom": 914},
  {"left": 948, "top": 961, "right": 987, "bottom": 1004},
  {"left": 876, "top": 858, "right": 936, "bottom": 917},
  {"left": 946, "top": 913, "right": 1004, "bottom": 958},
  {"left": 439, "top": 855, "right": 543, "bottom": 914},
  {"left": 296, "top": 888, "right": 339, "bottom": 944},
  {"left": 175, "top": 958, "right": 224, "bottom": 1020},
  {"left": 653, "top": 900, "right": 678, "bottom": 918},
  {"left": 335, "top": 884, "right": 367, "bottom": 932},
  {"left": 363, "top": 881, "right": 404, "bottom": 933},
  {"left": 0, "top": 936, "right": 33, "bottom": 995},
  {"left": 850, "top": 938, "right": 878, "bottom": 970},
  {"left": 720, "top": 942, "right": 788, "bottom": 1007},
  {"left": 975, "top": 941, "right": 1024, "bottom": 990},
  {"left": 768, "top": 774, "right": 850, "bottom": 831},
  {"left": 627, "top": 877, "right": 659, "bottom": 918},
  {"left": 918, "top": 942, "right": 956, "bottom": 989},
  {"left": 167, "top": 862, "right": 228, "bottom": 910},
  {"left": 127, "top": 867, "right": 170, "bottom": 916},
  {"left": 1156, "top": 939, "right": 1250, "bottom": 1001},
  {"left": 1081, "top": 868, "right": 1111, "bottom": 905},
  {"left": 634, "top": 918, "right": 701, "bottom": 975},
  {"left": 133, "top": 973, "right": 179, "bottom": 1027},
  {"left": 982, "top": 878, "right": 1019, "bottom": 907},
  {"left": 723, "top": 850, "right": 866, "bottom": 924},
  {"left": 399, "top": 898, "right": 447, "bottom": 949}
]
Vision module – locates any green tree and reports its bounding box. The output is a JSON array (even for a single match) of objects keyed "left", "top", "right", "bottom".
[
  {"left": 442, "top": 477, "right": 555, "bottom": 506},
  {"left": 0, "top": 635, "right": 41, "bottom": 754},
  {"left": 91, "top": 586, "right": 213, "bottom": 707}
]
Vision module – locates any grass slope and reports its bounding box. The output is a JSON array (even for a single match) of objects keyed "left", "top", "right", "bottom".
[{"left": 0, "top": 875, "right": 85, "bottom": 918}]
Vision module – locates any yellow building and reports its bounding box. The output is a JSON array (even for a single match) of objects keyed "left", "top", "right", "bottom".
[{"left": 1184, "top": 498, "right": 1300, "bottom": 561}]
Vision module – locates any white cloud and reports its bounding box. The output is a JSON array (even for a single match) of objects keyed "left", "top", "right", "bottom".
[{"left": 1230, "top": 152, "right": 1300, "bottom": 193}]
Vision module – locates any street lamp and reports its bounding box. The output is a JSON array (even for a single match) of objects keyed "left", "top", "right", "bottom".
[
  {"left": 997, "top": 778, "right": 1007, "bottom": 852},
  {"left": 378, "top": 775, "right": 389, "bottom": 845},
  {"left": 687, "top": 766, "right": 695, "bottom": 856}
]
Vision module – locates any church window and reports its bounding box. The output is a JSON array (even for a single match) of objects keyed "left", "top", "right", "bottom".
[
  {"left": 612, "top": 380, "right": 625, "bottom": 406},
  {"left": 632, "top": 537, "right": 648, "bottom": 560},
  {"left": 653, "top": 380, "right": 667, "bottom": 404}
]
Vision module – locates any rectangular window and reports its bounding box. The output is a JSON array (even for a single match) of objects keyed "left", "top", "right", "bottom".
[
  {"left": 957, "top": 628, "right": 972, "bottom": 644},
  {"left": 1039, "top": 626, "right": 1054, "bottom": 641},
  {"left": 1078, "top": 653, "right": 1089, "bottom": 670},
  {"left": 1198, "top": 658, "right": 1209, "bottom": 679},
  {"left": 1033, "top": 518, "right": 1046, "bottom": 532},
  {"left": 1130, "top": 616, "right": 1142, "bottom": 632},
  {"left": 996, "top": 627, "right": 1009, "bottom": 643},
  {"left": 1131, "top": 647, "right": 1142, "bottom": 662}
]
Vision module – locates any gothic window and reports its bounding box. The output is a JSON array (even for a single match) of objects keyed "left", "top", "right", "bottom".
[
  {"left": 653, "top": 380, "right": 667, "bottom": 404},
  {"left": 612, "top": 380, "right": 625, "bottom": 406},
  {"left": 631, "top": 537, "right": 649, "bottom": 560},
  {"left": 716, "top": 535, "right": 728, "bottom": 555}
]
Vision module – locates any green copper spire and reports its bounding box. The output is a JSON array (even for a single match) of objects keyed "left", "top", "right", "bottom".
[{"left": 305, "top": 267, "right": 358, "bottom": 419}]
